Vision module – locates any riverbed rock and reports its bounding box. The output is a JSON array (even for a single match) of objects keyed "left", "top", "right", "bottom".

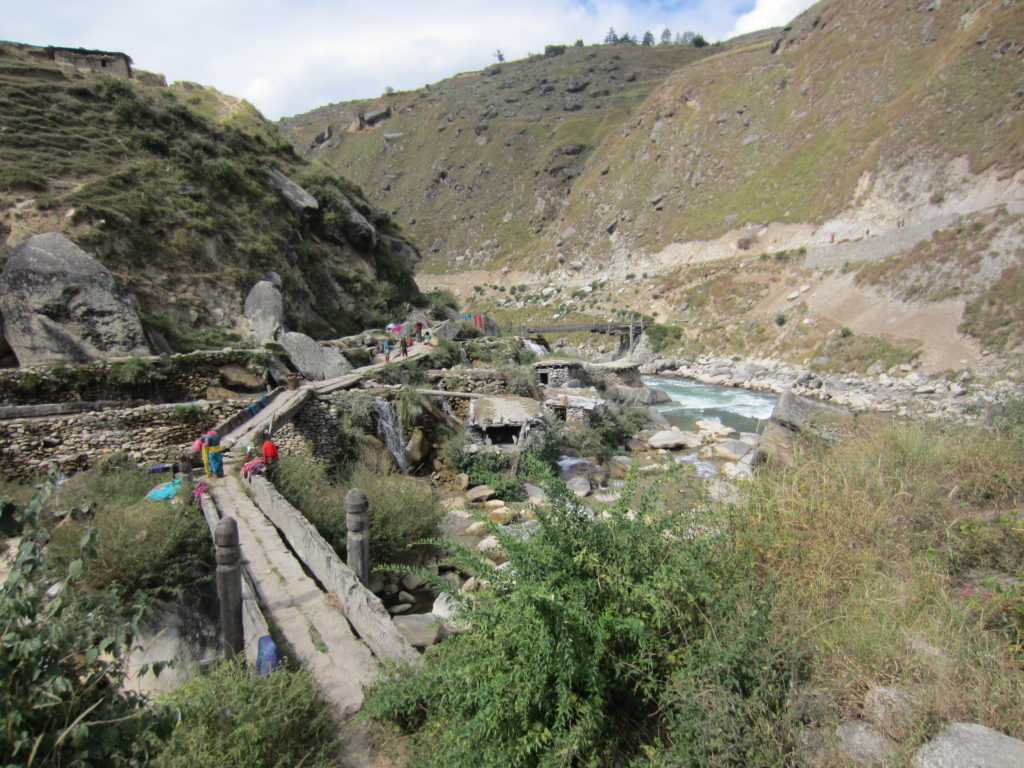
[
  {"left": 466, "top": 485, "right": 496, "bottom": 503},
  {"left": 567, "top": 475, "right": 591, "bottom": 497},
  {"left": 0, "top": 233, "right": 149, "bottom": 365},
  {"left": 647, "top": 406, "right": 671, "bottom": 428},
  {"left": 277, "top": 331, "right": 353, "bottom": 380},
  {"left": 405, "top": 427, "right": 430, "bottom": 464},
  {"left": 912, "top": 722, "right": 1024, "bottom": 768},
  {"left": 244, "top": 281, "right": 285, "bottom": 345},
  {"left": 648, "top": 430, "right": 702, "bottom": 450},
  {"left": 696, "top": 419, "right": 739, "bottom": 440},
  {"left": 605, "top": 384, "right": 672, "bottom": 407},
  {"left": 393, "top": 614, "right": 442, "bottom": 647},
  {"left": 711, "top": 439, "right": 751, "bottom": 461}
]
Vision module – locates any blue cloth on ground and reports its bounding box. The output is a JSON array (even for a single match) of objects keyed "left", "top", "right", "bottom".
[{"left": 146, "top": 476, "right": 183, "bottom": 500}]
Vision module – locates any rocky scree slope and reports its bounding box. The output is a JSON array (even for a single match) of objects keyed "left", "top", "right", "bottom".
[{"left": 0, "top": 41, "right": 421, "bottom": 355}]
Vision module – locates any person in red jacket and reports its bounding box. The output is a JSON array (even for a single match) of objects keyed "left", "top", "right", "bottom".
[{"left": 261, "top": 436, "right": 279, "bottom": 478}]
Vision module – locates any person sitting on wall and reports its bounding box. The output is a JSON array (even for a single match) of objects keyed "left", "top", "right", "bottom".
[{"left": 261, "top": 435, "right": 279, "bottom": 478}]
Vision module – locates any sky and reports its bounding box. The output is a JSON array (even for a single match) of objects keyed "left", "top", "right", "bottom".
[{"left": 5, "top": 0, "right": 817, "bottom": 120}]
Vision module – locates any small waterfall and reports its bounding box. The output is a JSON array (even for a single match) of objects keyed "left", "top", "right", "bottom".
[
  {"left": 523, "top": 339, "right": 547, "bottom": 358},
  {"left": 441, "top": 398, "right": 458, "bottom": 422},
  {"left": 374, "top": 397, "right": 409, "bottom": 473}
]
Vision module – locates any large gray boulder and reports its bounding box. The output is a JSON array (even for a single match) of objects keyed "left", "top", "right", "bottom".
[
  {"left": 267, "top": 168, "right": 318, "bottom": 214},
  {"left": 761, "top": 390, "right": 855, "bottom": 466},
  {"left": 913, "top": 722, "right": 1024, "bottom": 768},
  {"left": 0, "top": 233, "right": 149, "bottom": 365},
  {"left": 648, "top": 430, "right": 702, "bottom": 450},
  {"left": 277, "top": 331, "right": 352, "bottom": 380},
  {"left": 244, "top": 281, "right": 284, "bottom": 345},
  {"left": 606, "top": 384, "right": 671, "bottom": 407}
]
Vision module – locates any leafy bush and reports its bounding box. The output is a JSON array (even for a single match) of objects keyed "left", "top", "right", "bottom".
[
  {"left": 442, "top": 433, "right": 524, "bottom": 501},
  {"left": 155, "top": 661, "right": 337, "bottom": 768},
  {"left": 646, "top": 323, "right": 684, "bottom": 353},
  {"left": 1, "top": 479, "right": 172, "bottom": 766},
  {"left": 363, "top": 479, "right": 785, "bottom": 767},
  {"left": 349, "top": 454, "right": 443, "bottom": 562}
]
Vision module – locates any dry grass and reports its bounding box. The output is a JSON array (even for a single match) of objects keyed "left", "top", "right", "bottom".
[{"left": 747, "top": 419, "right": 1024, "bottom": 749}]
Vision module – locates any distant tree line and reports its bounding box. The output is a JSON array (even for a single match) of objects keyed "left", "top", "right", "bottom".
[{"left": 604, "top": 27, "right": 708, "bottom": 47}]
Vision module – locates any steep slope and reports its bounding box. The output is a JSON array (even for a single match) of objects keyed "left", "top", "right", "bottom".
[
  {"left": 0, "top": 42, "right": 421, "bottom": 350},
  {"left": 282, "top": 0, "right": 1024, "bottom": 366},
  {"left": 279, "top": 41, "right": 722, "bottom": 269}
]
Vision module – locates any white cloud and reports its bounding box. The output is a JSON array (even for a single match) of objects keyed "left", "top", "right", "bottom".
[
  {"left": 729, "top": 0, "right": 817, "bottom": 37},
  {"left": 4, "top": 0, "right": 803, "bottom": 120}
]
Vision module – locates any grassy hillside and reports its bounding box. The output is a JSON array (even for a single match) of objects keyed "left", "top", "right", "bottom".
[
  {"left": 279, "top": 41, "right": 723, "bottom": 271},
  {"left": 0, "top": 42, "right": 421, "bottom": 347}
]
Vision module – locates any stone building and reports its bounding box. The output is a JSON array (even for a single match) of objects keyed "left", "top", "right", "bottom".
[
  {"left": 533, "top": 359, "right": 586, "bottom": 387},
  {"left": 49, "top": 47, "right": 132, "bottom": 79}
]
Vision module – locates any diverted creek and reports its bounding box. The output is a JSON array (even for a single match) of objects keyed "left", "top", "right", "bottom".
[{"left": 642, "top": 375, "right": 778, "bottom": 434}]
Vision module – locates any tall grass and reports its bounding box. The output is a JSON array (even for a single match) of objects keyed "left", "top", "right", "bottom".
[
  {"left": 748, "top": 419, "right": 1024, "bottom": 746},
  {"left": 275, "top": 449, "right": 442, "bottom": 563}
]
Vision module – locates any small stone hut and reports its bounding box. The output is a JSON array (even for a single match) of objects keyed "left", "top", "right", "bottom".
[
  {"left": 467, "top": 396, "right": 542, "bottom": 449},
  {"left": 49, "top": 47, "right": 132, "bottom": 79},
  {"left": 533, "top": 359, "right": 586, "bottom": 387},
  {"left": 544, "top": 392, "right": 605, "bottom": 424}
]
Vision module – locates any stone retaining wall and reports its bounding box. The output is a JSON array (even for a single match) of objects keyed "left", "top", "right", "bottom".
[
  {"left": 0, "top": 349, "right": 274, "bottom": 406},
  {"left": 0, "top": 399, "right": 246, "bottom": 481}
]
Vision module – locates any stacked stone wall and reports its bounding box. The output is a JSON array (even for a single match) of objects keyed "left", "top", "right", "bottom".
[
  {"left": 0, "top": 400, "right": 244, "bottom": 481},
  {"left": 272, "top": 397, "right": 341, "bottom": 462},
  {"left": 0, "top": 350, "right": 273, "bottom": 406}
]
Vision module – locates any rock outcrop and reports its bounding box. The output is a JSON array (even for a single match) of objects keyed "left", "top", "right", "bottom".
[
  {"left": 277, "top": 331, "right": 352, "bottom": 381},
  {"left": 0, "top": 233, "right": 149, "bottom": 365},
  {"left": 244, "top": 281, "right": 285, "bottom": 345}
]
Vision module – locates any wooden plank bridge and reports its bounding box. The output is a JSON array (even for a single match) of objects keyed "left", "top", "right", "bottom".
[{"left": 513, "top": 318, "right": 647, "bottom": 335}]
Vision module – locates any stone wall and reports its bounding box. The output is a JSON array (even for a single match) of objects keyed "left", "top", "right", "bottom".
[
  {"left": 272, "top": 397, "right": 341, "bottom": 462},
  {"left": 0, "top": 350, "right": 273, "bottom": 406},
  {"left": 0, "top": 399, "right": 245, "bottom": 481}
]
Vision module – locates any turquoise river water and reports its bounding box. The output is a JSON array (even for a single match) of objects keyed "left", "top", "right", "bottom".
[{"left": 642, "top": 376, "right": 779, "bottom": 435}]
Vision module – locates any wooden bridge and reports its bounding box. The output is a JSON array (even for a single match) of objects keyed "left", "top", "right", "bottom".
[{"left": 512, "top": 318, "right": 647, "bottom": 335}]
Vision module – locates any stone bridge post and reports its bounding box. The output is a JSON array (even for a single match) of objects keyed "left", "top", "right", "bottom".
[
  {"left": 345, "top": 488, "right": 370, "bottom": 586},
  {"left": 214, "top": 516, "right": 244, "bottom": 659}
]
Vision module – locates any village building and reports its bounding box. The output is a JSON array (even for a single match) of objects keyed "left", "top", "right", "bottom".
[
  {"left": 532, "top": 359, "right": 586, "bottom": 387},
  {"left": 48, "top": 47, "right": 132, "bottom": 79},
  {"left": 466, "top": 395, "right": 542, "bottom": 449}
]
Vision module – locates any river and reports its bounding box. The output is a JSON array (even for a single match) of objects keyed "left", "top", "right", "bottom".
[{"left": 642, "top": 376, "right": 779, "bottom": 434}]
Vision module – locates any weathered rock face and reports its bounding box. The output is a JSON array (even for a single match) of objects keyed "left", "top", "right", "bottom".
[
  {"left": 0, "top": 233, "right": 149, "bottom": 365},
  {"left": 266, "top": 168, "right": 318, "bottom": 215},
  {"left": 277, "top": 331, "right": 352, "bottom": 380},
  {"left": 244, "top": 281, "right": 285, "bottom": 345}
]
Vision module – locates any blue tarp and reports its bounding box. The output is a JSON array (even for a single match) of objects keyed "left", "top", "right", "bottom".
[{"left": 146, "top": 477, "right": 183, "bottom": 500}]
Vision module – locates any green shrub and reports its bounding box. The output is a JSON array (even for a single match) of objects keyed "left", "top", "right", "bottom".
[
  {"left": 646, "top": 323, "right": 684, "bottom": 353},
  {"left": 442, "top": 433, "right": 524, "bottom": 501},
  {"left": 2, "top": 479, "right": 172, "bottom": 766},
  {"left": 108, "top": 356, "right": 161, "bottom": 387},
  {"left": 45, "top": 467, "right": 212, "bottom": 603},
  {"left": 172, "top": 403, "right": 202, "bottom": 422},
  {"left": 363, "top": 479, "right": 784, "bottom": 767},
  {"left": 156, "top": 661, "right": 336, "bottom": 768}
]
